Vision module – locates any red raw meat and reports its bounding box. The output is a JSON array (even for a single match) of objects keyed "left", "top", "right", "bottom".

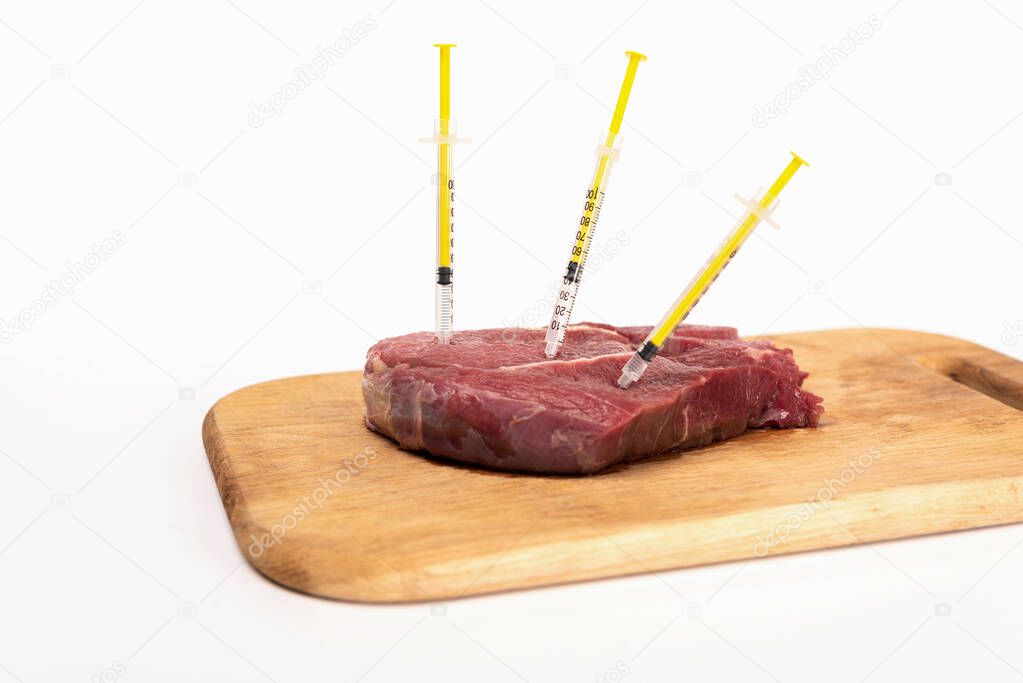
[{"left": 362, "top": 323, "right": 823, "bottom": 474}]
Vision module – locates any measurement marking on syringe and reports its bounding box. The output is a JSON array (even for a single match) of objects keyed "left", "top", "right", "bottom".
[
  {"left": 548, "top": 185, "right": 606, "bottom": 341},
  {"left": 543, "top": 51, "right": 644, "bottom": 359}
]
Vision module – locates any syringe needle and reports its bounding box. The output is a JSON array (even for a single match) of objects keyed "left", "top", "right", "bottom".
[
  {"left": 544, "top": 51, "right": 646, "bottom": 359},
  {"left": 617, "top": 152, "right": 808, "bottom": 389}
]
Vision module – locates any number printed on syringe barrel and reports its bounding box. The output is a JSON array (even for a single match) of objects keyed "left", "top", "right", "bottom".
[
  {"left": 435, "top": 166, "right": 454, "bottom": 342},
  {"left": 546, "top": 180, "right": 608, "bottom": 358}
]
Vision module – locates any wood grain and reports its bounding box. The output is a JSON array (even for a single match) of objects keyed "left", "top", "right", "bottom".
[{"left": 202, "top": 328, "right": 1023, "bottom": 603}]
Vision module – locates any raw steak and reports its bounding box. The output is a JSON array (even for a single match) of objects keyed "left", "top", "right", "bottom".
[{"left": 362, "top": 323, "right": 823, "bottom": 474}]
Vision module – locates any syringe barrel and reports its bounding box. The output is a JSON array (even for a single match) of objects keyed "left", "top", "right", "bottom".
[
  {"left": 434, "top": 120, "right": 456, "bottom": 271},
  {"left": 432, "top": 119, "right": 456, "bottom": 344},
  {"left": 572, "top": 143, "right": 619, "bottom": 280},
  {"left": 543, "top": 141, "right": 621, "bottom": 357},
  {"left": 544, "top": 277, "right": 579, "bottom": 357},
  {"left": 436, "top": 282, "right": 453, "bottom": 344}
]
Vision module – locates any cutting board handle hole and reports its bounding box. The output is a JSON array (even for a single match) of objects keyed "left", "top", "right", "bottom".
[{"left": 917, "top": 355, "right": 1023, "bottom": 412}]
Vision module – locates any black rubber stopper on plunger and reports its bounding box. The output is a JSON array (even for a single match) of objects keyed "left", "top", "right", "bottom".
[{"left": 638, "top": 341, "right": 659, "bottom": 361}]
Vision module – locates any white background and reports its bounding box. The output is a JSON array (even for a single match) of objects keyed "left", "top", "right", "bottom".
[{"left": 2, "top": 0, "right": 1023, "bottom": 681}]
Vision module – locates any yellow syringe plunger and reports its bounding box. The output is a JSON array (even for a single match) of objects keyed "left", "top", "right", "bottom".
[
  {"left": 433, "top": 43, "right": 457, "bottom": 271},
  {"left": 617, "top": 152, "right": 808, "bottom": 388},
  {"left": 608, "top": 51, "right": 647, "bottom": 139},
  {"left": 763, "top": 151, "right": 808, "bottom": 207},
  {"left": 434, "top": 43, "right": 455, "bottom": 133}
]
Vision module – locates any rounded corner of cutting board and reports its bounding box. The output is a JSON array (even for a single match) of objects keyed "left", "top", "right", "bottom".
[
  {"left": 206, "top": 374, "right": 325, "bottom": 411},
  {"left": 202, "top": 380, "right": 274, "bottom": 438},
  {"left": 201, "top": 371, "right": 426, "bottom": 603},
  {"left": 239, "top": 533, "right": 438, "bottom": 604},
  {"left": 202, "top": 372, "right": 365, "bottom": 437}
]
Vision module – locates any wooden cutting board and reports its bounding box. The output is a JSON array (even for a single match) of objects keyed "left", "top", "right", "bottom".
[{"left": 202, "top": 329, "right": 1023, "bottom": 603}]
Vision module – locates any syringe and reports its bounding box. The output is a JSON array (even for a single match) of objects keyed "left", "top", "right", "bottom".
[
  {"left": 422, "top": 44, "right": 468, "bottom": 344},
  {"left": 544, "top": 51, "right": 646, "bottom": 358},
  {"left": 617, "top": 152, "right": 808, "bottom": 389}
]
